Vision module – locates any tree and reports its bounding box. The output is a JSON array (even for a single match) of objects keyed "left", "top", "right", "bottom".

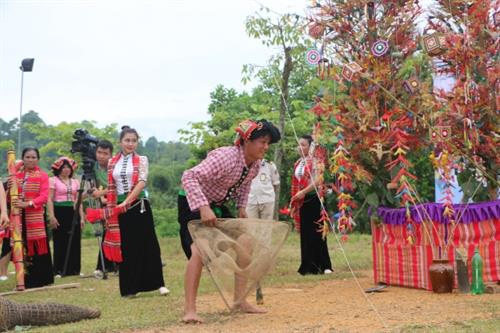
[
  {"left": 144, "top": 136, "right": 159, "bottom": 163},
  {"left": 244, "top": 6, "right": 316, "bottom": 217},
  {"left": 306, "top": 0, "right": 438, "bottom": 235},
  {"left": 426, "top": 0, "right": 499, "bottom": 202},
  {"left": 26, "top": 120, "right": 118, "bottom": 170}
]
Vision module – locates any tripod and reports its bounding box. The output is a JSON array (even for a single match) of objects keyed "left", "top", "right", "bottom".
[{"left": 61, "top": 171, "right": 108, "bottom": 279}]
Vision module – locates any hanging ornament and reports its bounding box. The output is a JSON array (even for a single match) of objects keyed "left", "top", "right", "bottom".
[
  {"left": 421, "top": 33, "right": 447, "bottom": 56},
  {"left": 464, "top": 80, "right": 478, "bottom": 104},
  {"left": 403, "top": 77, "right": 420, "bottom": 94},
  {"left": 305, "top": 48, "right": 321, "bottom": 66},
  {"left": 430, "top": 126, "right": 451, "bottom": 141},
  {"left": 494, "top": 11, "right": 500, "bottom": 27},
  {"left": 496, "top": 79, "right": 500, "bottom": 108},
  {"left": 341, "top": 62, "right": 362, "bottom": 81},
  {"left": 318, "top": 58, "right": 331, "bottom": 80},
  {"left": 308, "top": 21, "right": 325, "bottom": 39},
  {"left": 365, "top": 1, "right": 375, "bottom": 21},
  {"left": 371, "top": 40, "right": 389, "bottom": 57}
]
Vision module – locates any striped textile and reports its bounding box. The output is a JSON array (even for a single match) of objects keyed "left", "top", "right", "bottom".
[
  {"left": 15, "top": 166, "right": 49, "bottom": 256},
  {"left": 372, "top": 207, "right": 500, "bottom": 290},
  {"left": 85, "top": 152, "right": 140, "bottom": 263}
]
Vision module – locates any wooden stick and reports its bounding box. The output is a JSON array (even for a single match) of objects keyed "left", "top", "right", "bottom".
[{"left": 0, "top": 283, "right": 80, "bottom": 296}]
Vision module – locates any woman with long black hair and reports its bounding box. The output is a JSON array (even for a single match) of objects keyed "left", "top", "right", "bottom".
[
  {"left": 47, "top": 157, "right": 84, "bottom": 277},
  {"left": 88, "top": 126, "right": 168, "bottom": 297},
  {"left": 290, "top": 135, "right": 333, "bottom": 275}
]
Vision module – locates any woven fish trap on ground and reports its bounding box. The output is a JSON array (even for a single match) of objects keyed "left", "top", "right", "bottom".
[{"left": 0, "top": 297, "right": 100, "bottom": 331}]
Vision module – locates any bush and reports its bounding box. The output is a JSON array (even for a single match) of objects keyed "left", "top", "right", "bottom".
[{"left": 153, "top": 208, "right": 179, "bottom": 237}]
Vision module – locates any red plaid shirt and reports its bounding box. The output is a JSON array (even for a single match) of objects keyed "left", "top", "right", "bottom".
[{"left": 182, "top": 146, "right": 260, "bottom": 211}]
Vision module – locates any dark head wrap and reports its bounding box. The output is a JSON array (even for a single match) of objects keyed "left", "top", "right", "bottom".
[{"left": 235, "top": 119, "right": 281, "bottom": 146}]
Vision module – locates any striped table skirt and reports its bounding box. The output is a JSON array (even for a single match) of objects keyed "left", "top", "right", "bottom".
[{"left": 371, "top": 200, "right": 500, "bottom": 290}]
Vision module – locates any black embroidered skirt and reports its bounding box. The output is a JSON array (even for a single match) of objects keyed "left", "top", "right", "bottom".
[
  {"left": 118, "top": 199, "right": 165, "bottom": 296},
  {"left": 298, "top": 194, "right": 332, "bottom": 275},
  {"left": 52, "top": 205, "right": 81, "bottom": 276},
  {"left": 177, "top": 194, "right": 234, "bottom": 259}
]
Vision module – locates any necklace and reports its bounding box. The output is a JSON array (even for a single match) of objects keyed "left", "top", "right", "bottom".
[{"left": 58, "top": 176, "right": 73, "bottom": 201}]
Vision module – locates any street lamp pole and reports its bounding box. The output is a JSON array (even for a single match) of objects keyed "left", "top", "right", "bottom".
[
  {"left": 18, "top": 58, "right": 34, "bottom": 157},
  {"left": 18, "top": 70, "right": 25, "bottom": 157}
]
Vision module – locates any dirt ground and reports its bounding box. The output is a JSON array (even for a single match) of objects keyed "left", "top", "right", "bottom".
[{"left": 141, "top": 271, "right": 499, "bottom": 333}]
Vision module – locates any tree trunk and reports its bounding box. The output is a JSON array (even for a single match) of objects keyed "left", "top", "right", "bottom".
[{"left": 274, "top": 46, "right": 293, "bottom": 219}]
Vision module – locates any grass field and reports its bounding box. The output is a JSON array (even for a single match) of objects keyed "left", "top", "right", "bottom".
[{"left": 0, "top": 232, "right": 498, "bottom": 332}]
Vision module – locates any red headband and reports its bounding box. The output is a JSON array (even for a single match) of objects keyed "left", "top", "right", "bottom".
[
  {"left": 51, "top": 157, "right": 78, "bottom": 172},
  {"left": 234, "top": 120, "right": 263, "bottom": 146}
]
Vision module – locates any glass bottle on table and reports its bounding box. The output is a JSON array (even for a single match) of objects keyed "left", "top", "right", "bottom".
[{"left": 471, "top": 247, "right": 484, "bottom": 295}]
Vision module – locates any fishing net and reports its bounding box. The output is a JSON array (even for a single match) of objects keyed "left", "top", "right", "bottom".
[{"left": 188, "top": 218, "right": 290, "bottom": 309}]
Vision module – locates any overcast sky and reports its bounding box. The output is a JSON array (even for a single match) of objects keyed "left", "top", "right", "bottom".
[{"left": 0, "top": 0, "right": 305, "bottom": 142}]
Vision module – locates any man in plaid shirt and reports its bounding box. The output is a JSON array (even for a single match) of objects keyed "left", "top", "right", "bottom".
[{"left": 178, "top": 119, "right": 280, "bottom": 323}]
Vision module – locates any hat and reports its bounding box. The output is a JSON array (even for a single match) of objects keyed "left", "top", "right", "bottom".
[
  {"left": 51, "top": 157, "right": 78, "bottom": 172},
  {"left": 234, "top": 119, "right": 281, "bottom": 146}
]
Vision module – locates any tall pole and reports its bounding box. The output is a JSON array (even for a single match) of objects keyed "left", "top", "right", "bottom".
[{"left": 18, "top": 70, "right": 24, "bottom": 157}]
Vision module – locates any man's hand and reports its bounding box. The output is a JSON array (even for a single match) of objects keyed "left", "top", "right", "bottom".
[
  {"left": 238, "top": 207, "right": 247, "bottom": 219},
  {"left": 199, "top": 205, "right": 216, "bottom": 227},
  {"left": 0, "top": 213, "right": 9, "bottom": 228}
]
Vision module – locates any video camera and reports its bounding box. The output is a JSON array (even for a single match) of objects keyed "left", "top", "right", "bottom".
[{"left": 71, "top": 128, "right": 98, "bottom": 177}]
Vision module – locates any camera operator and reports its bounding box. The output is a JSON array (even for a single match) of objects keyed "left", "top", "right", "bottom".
[{"left": 90, "top": 139, "right": 118, "bottom": 277}]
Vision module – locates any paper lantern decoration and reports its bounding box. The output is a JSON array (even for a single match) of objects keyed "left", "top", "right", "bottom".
[
  {"left": 341, "top": 62, "right": 362, "bottom": 81},
  {"left": 365, "top": 1, "right": 375, "bottom": 20},
  {"left": 403, "top": 77, "right": 420, "bottom": 94},
  {"left": 430, "top": 126, "right": 451, "bottom": 141},
  {"left": 422, "top": 33, "right": 447, "bottom": 56},
  {"left": 305, "top": 48, "right": 321, "bottom": 66},
  {"left": 464, "top": 80, "right": 478, "bottom": 104},
  {"left": 318, "top": 58, "right": 331, "bottom": 80},
  {"left": 371, "top": 40, "right": 389, "bottom": 57},
  {"left": 308, "top": 21, "right": 325, "bottom": 39}
]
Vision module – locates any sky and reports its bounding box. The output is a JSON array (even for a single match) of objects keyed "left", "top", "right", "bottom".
[{"left": 0, "top": 0, "right": 305, "bottom": 142}]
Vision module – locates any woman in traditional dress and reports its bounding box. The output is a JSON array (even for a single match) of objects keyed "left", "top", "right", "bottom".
[
  {"left": 10, "top": 148, "right": 54, "bottom": 288},
  {"left": 290, "top": 135, "right": 333, "bottom": 275},
  {"left": 47, "top": 157, "right": 84, "bottom": 277},
  {"left": 92, "top": 126, "right": 168, "bottom": 297},
  {"left": 0, "top": 181, "right": 10, "bottom": 281}
]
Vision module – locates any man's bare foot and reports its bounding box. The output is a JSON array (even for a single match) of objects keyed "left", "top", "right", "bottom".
[
  {"left": 182, "top": 312, "right": 203, "bottom": 324},
  {"left": 233, "top": 301, "right": 267, "bottom": 314}
]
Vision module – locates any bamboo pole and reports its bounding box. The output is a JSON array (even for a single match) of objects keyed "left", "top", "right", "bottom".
[
  {"left": 0, "top": 283, "right": 80, "bottom": 296},
  {"left": 7, "top": 150, "right": 25, "bottom": 291}
]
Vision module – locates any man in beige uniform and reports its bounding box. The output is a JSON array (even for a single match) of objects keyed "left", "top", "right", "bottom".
[
  {"left": 246, "top": 159, "right": 280, "bottom": 304},
  {"left": 246, "top": 159, "right": 280, "bottom": 220}
]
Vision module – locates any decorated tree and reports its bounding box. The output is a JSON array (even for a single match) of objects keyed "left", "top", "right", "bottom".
[
  {"left": 306, "top": 0, "right": 437, "bottom": 240},
  {"left": 425, "top": 0, "right": 499, "bottom": 203}
]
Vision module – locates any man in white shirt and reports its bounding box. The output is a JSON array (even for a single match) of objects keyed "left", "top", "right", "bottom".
[
  {"left": 245, "top": 159, "right": 280, "bottom": 305},
  {"left": 246, "top": 159, "right": 280, "bottom": 220}
]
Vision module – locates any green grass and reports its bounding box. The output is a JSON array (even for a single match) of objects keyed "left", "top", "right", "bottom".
[
  {"left": 1, "top": 232, "right": 497, "bottom": 332},
  {"left": 399, "top": 299, "right": 500, "bottom": 333},
  {"left": 0, "top": 231, "right": 371, "bottom": 332}
]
